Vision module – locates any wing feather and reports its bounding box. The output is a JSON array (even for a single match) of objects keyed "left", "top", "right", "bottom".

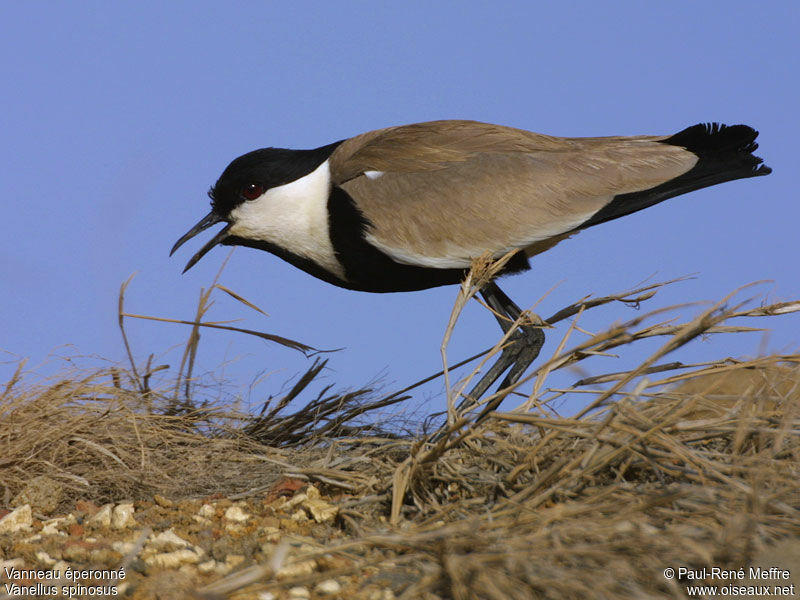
[{"left": 331, "top": 121, "right": 697, "bottom": 268}]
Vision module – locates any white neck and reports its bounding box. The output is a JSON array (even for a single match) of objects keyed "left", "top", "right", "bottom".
[{"left": 227, "top": 159, "right": 344, "bottom": 278}]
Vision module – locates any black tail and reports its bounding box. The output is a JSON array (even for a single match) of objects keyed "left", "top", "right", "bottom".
[{"left": 579, "top": 122, "right": 771, "bottom": 230}]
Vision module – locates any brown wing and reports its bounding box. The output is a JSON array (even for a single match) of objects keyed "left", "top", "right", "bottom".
[
  {"left": 330, "top": 120, "right": 697, "bottom": 268},
  {"left": 330, "top": 120, "right": 569, "bottom": 182}
]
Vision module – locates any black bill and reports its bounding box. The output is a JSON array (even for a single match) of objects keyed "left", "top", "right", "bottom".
[{"left": 170, "top": 212, "right": 230, "bottom": 273}]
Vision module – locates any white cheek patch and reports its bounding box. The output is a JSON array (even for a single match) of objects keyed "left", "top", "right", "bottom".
[{"left": 228, "top": 159, "right": 345, "bottom": 279}]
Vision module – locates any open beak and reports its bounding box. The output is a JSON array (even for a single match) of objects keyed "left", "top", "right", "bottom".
[{"left": 170, "top": 212, "right": 231, "bottom": 273}]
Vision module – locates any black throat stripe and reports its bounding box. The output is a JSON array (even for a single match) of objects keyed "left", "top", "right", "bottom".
[{"left": 221, "top": 234, "right": 351, "bottom": 289}]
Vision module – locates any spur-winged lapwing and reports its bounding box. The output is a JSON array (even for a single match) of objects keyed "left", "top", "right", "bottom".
[{"left": 171, "top": 120, "right": 771, "bottom": 416}]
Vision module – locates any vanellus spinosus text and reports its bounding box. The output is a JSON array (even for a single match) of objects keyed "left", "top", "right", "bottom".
[{"left": 172, "top": 120, "right": 771, "bottom": 418}]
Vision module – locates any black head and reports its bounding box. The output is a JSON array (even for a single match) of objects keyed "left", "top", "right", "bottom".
[
  {"left": 209, "top": 147, "right": 336, "bottom": 218},
  {"left": 171, "top": 141, "right": 342, "bottom": 272}
]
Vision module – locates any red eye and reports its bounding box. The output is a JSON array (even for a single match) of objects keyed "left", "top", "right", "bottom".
[{"left": 241, "top": 183, "right": 264, "bottom": 200}]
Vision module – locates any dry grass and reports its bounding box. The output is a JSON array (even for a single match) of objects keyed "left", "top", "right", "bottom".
[
  {"left": 1, "top": 263, "right": 799, "bottom": 599},
  {"left": 0, "top": 364, "right": 281, "bottom": 506}
]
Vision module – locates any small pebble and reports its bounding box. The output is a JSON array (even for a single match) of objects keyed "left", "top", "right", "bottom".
[
  {"left": 315, "top": 579, "right": 342, "bottom": 595},
  {"left": 0, "top": 505, "right": 32, "bottom": 533},
  {"left": 290, "top": 509, "right": 309, "bottom": 522},
  {"left": 225, "top": 554, "right": 246, "bottom": 568},
  {"left": 224, "top": 505, "right": 250, "bottom": 522},
  {"left": 87, "top": 504, "right": 113, "bottom": 529},
  {"left": 111, "top": 502, "right": 136, "bottom": 529},
  {"left": 261, "top": 527, "right": 281, "bottom": 543},
  {"left": 289, "top": 586, "right": 310, "bottom": 599},
  {"left": 148, "top": 529, "right": 191, "bottom": 549},
  {"left": 153, "top": 494, "right": 174, "bottom": 508},
  {"left": 197, "top": 560, "right": 217, "bottom": 574},
  {"left": 144, "top": 548, "right": 204, "bottom": 568},
  {"left": 35, "top": 551, "right": 56, "bottom": 566},
  {"left": 277, "top": 559, "right": 316, "bottom": 579},
  {"left": 41, "top": 516, "right": 72, "bottom": 536}
]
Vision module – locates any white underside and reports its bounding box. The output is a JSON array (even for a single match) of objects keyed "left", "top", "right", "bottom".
[
  {"left": 365, "top": 209, "right": 597, "bottom": 269},
  {"left": 227, "top": 159, "right": 345, "bottom": 279},
  {"left": 364, "top": 237, "right": 474, "bottom": 268}
]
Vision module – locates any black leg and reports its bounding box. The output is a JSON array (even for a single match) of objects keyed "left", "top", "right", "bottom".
[{"left": 457, "top": 281, "right": 545, "bottom": 418}]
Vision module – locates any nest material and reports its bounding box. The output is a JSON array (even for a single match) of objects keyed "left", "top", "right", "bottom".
[{"left": 1, "top": 272, "right": 799, "bottom": 599}]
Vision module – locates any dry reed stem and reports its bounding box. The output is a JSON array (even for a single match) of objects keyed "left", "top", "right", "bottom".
[
  {"left": 2, "top": 351, "right": 798, "bottom": 599},
  {"left": 2, "top": 266, "right": 799, "bottom": 599},
  {"left": 386, "top": 267, "right": 800, "bottom": 529},
  {"left": 439, "top": 250, "right": 520, "bottom": 422}
]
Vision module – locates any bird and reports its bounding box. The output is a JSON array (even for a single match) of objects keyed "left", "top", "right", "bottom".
[{"left": 171, "top": 120, "right": 771, "bottom": 418}]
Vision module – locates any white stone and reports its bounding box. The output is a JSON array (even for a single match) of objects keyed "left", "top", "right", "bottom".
[
  {"left": 144, "top": 548, "right": 204, "bottom": 568},
  {"left": 197, "top": 560, "right": 217, "bottom": 573},
  {"left": 276, "top": 560, "right": 316, "bottom": 579},
  {"left": 261, "top": 526, "right": 281, "bottom": 542},
  {"left": 284, "top": 492, "right": 308, "bottom": 510},
  {"left": 290, "top": 508, "right": 309, "bottom": 522},
  {"left": 111, "top": 502, "right": 136, "bottom": 529},
  {"left": 0, "top": 504, "right": 32, "bottom": 533},
  {"left": 288, "top": 586, "right": 310, "bottom": 599},
  {"left": 87, "top": 504, "right": 113, "bottom": 529},
  {"left": 225, "top": 554, "right": 246, "bottom": 568},
  {"left": 0, "top": 558, "right": 25, "bottom": 570},
  {"left": 51, "top": 561, "right": 70, "bottom": 577},
  {"left": 41, "top": 516, "right": 72, "bottom": 536},
  {"left": 224, "top": 505, "right": 250, "bottom": 522},
  {"left": 148, "top": 528, "right": 191, "bottom": 549},
  {"left": 35, "top": 551, "right": 56, "bottom": 566},
  {"left": 315, "top": 579, "right": 342, "bottom": 595},
  {"left": 305, "top": 497, "right": 338, "bottom": 523},
  {"left": 112, "top": 541, "right": 136, "bottom": 554}
]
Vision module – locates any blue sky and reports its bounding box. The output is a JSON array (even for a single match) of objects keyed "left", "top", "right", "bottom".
[{"left": 2, "top": 2, "right": 798, "bottom": 419}]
